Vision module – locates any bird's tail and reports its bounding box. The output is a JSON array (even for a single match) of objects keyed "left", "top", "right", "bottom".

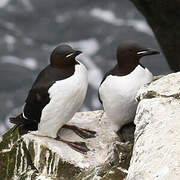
[
  {"left": 9, "top": 113, "right": 26, "bottom": 125},
  {"left": 9, "top": 113, "right": 38, "bottom": 135}
]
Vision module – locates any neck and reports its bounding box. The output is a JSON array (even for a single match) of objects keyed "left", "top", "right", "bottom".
[
  {"left": 117, "top": 56, "right": 139, "bottom": 75},
  {"left": 117, "top": 63, "right": 139, "bottom": 75},
  {"left": 51, "top": 64, "right": 77, "bottom": 76}
]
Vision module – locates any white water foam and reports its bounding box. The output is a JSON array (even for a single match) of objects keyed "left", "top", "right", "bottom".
[
  {"left": 1, "top": 56, "right": 38, "bottom": 70},
  {"left": 90, "top": 8, "right": 153, "bottom": 36},
  {"left": 0, "top": 0, "right": 10, "bottom": 8}
]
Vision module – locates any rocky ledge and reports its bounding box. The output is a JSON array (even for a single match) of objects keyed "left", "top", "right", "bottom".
[
  {"left": 1, "top": 72, "right": 180, "bottom": 180},
  {"left": 127, "top": 72, "right": 180, "bottom": 179},
  {"left": 0, "top": 110, "right": 133, "bottom": 180}
]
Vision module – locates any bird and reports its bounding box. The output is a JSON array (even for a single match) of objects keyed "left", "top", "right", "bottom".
[
  {"left": 98, "top": 41, "right": 160, "bottom": 136},
  {"left": 10, "top": 44, "right": 96, "bottom": 154}
]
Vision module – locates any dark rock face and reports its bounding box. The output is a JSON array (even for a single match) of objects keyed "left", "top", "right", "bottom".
[{"left": 130, "top": 0, "right": 180, "bottom": 72}]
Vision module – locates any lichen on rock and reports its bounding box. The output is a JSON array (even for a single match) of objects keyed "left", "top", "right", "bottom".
[{"left": 137, "top": 72, "right": 180, "bottom": 101}]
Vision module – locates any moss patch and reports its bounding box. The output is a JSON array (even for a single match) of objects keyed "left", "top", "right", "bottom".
[
  {"left": 144, "top": 91, "right": 157, "bottom": 99},
  {"left": 0, "top": 127, "right": 133, "bottom": 180},
  {"left": 76, "top": 143, "right": 133, "bottom": 180}
]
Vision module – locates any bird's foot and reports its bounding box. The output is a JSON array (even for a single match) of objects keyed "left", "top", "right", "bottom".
[
  {"left": 73, "top": 127, "right": 96, "bottom": 139},
  {"left": 62, "top": 124, "right": 96, "bottom": 139},
  {"left": 55, "top": 137, "right": 90, "bottom": 154}
]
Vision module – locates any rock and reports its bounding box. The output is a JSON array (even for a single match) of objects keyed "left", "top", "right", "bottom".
[
  {"left": 0, "top": 110, "right": 133, "bottom": 179},
  {"left": 127, "top": 72, "right": 180, "bottom": 179}
]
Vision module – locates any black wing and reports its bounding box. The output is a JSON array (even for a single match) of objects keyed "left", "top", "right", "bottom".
[
  {"left": 23, "top": 65, "right": 72, "bottom": 123},
  {"left": 23, "top": 84, "right": 51, "bottom": 123}
]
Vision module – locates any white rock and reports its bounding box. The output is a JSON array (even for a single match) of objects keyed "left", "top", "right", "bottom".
[
  {"left": 137, "top": 72, "right": 180, "bottom": 101},
  {"left": 127, "top": 72, "right": 180, "bottom": 180},
  {"left": 23, "top": 110, "right": 119, "bottom": 170}
]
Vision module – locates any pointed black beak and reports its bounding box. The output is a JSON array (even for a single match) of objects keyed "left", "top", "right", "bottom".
[
  {"left": 137, "top": 48, "right": 160, "bottom": 56},
  {"left": 66, "top": 50, "right": 82, "bottom": 59},
  {"left": 73, "top": 50, "right": 82, "bottom": 57}
]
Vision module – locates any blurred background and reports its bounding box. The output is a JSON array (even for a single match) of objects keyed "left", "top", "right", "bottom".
[{"left": 0, "top": 0, "right": 172, "bottom": 135}]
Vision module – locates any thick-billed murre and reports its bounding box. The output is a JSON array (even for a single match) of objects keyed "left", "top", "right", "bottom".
[
  {"left": 10, "top": 44, "right": 96, "bottom": 154},
  {"left": 98, "top": 41, "right": 160, "bottom": 135}
]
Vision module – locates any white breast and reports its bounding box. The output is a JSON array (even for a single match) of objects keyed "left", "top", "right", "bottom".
[
  {"left": 99, "top": 65, "right": 153, "bottom": 130},
  {"left": 38, "top": 62, "right": 88, "bottom": 138}
]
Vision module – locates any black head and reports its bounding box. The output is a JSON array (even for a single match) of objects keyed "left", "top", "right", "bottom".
[
  {"left": 50, "top": 44, "right": 82, "bottom": 69},
  {"left": 116, "top": 41, "right": 160, "bottom": 73}
]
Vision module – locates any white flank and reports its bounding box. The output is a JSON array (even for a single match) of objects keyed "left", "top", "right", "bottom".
[
  {"left": 38, "top": 62, "right": 88, "bottom": 138},
  {"left": 99, "top": 65, "right": 153, "bottom": 129}
]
